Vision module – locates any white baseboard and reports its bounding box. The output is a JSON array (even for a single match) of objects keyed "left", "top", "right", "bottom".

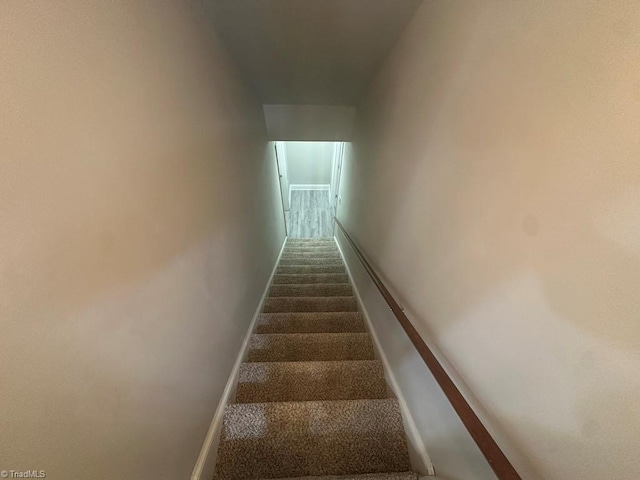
[
  {"left": 289, "top": 183, "right": 330, "bottom": 191},
  {"left": 334, "top": 233, "right": 436, "bottom": 477},
  {"left": 190, "top": 237, "right": 288, "bottom": 480}
]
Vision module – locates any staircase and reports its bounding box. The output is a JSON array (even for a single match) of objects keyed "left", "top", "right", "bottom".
[{"left": 214, "top": 238, "right": 417, "bottom": 480}]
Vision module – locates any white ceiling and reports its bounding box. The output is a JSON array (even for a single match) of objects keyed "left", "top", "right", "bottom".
[{"left": 202, "top": 0, "right": 422, "bottom": 105}]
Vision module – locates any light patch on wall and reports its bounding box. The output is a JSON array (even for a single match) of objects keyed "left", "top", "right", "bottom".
[
  {"left": 593, "top": 186, "right": 640, "bottom": 258},
  {"left": 441, "top": 270, "right": 640, "bottom": 478}
]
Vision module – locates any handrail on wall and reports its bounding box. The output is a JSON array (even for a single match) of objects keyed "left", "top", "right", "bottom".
[{"left": 333, "top": 219, "right": 522, "bottom": 480}]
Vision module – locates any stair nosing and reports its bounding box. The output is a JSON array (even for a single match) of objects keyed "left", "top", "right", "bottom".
[
  {"left": 251, "top": 332, "right": 370, "bottom": 337},
  {"left": 240, "top": 359, "right": 382, "bottom": 366},
  {"left": 264, "top": 295, "right": 356, "bottom": 300},
  {"left": 279, "top": 262, "right": 345, "bottom": 265},
  {"left": 225, "top": 397, "right": 399, "bottom": 410},
  {"left": 270, "top": 282, "right": 351, "bottom": 286},
  {"left": 259, "top": 311, "right": 363, "bottom": 315}
]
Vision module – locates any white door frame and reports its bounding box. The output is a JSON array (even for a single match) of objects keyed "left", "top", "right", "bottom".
[
  {"left": 330, "top": 142, "right": 345, "bottom": 226},
  {"left": 274, "top": 142, "right": 289, "bottom": 236},
  {"left": 275, "top": 141, "right": 290, "bottom": 211}
]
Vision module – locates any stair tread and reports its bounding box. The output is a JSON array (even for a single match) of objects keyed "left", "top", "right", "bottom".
[
  {"left": 263, "top": 296, "right": 358, "bottom": 313},
  {"left": 279, "top": 258, "right": 344, "bottom": 266},
  {"left": 269, "top": 283, "right": 353, "bottom": 297},
  {"left": 272, "top": 273, "right": 349, "bottom": 285},
  {"left": 215, "top": 399, "right": 411, "bottom": 480},
  {"left": 283, "top": 249, "right": 340, "bottom": 255},
  {"left": 247, "top": 332, "right": 374, "bottom": 362},
  {"left": 285, "top": 241, "right": 338, "bottom": 245},
  {"left": 256, "top": 312, "right": 365, "bottom": 333},
  {"left": 262, "top": 472, "right": 420, "bottom": 480},
  {"left": 278, "top": 265, "right": 346, "bottom": 274},
  {"left": 283, "top": 251, "right": 340, "bottom": 256},
  {"left": 282, "top": 250, "right": 341, "bottom": 256},
  {"left": 286, "top": 238, "right": 336, "bottom": 243},
  {"left": 236, "top": 360, "right": 388, "bottom": 403},
  {"left": 282, "top": 251, "right": 340, "bottom": 256}
]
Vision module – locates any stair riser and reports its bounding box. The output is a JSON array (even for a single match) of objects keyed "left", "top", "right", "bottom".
[
  {"left": 272, "top": 273, "right": 349, "bottom": 284},
  {"left": 279, "top": 258, "right": 344, "bottom": 266},
  {"left": 269, "top": 284, "right": 353, "bottom": 297},
  {"left": 281, "top": 253, "right": 342, "bottom": 261},
  {"left": 287, "top": 239, "right": 336, "bottom": 244},
  {"left": 284, "top": 244, "right": 339, "bottom": 250},
  {"left": 247, "top": 333, "right": 374, "bottom": 362},
  {"left": 256, "top": 312, "right": 366, "bottom": 333},
  {"left": 253, "top": 474, "right": 419, "bottom": 480},
  {"left": 285, "top": 244, "right": 337, "bottom": 249},
  {"left": 283, "top": 247, "right": 339, "bottom": 254},
  {"left": 236, "top": 361, "right": 387, "bottom": 403},
  {"left": 215, "top": 399, "right": 411, "bottom": 480},
  {"left": 285, "top": 245, "right": 337, "bottom": 249},
  {"left": 263, "top": 296, "right": 358, "bottom": 313},
  {"left": 277, "top": 265, "right": 346, "bottom": 274}
]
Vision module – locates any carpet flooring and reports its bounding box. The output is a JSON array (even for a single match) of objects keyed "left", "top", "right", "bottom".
[{"left": 214, "top": 238, "right": 416, "bottom": 480}]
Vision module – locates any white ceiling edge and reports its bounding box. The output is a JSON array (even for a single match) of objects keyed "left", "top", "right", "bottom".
[{"left": 264, "top": 105, "right": 356, "bottom": 141}]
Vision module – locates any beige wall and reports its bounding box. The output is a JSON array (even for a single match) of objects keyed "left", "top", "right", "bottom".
[
  {"left": 0, "top": 1, "right": 285, "bottom": 479},
  {"left": 338, "top": 1, "right": 640, "bottom": 479}
]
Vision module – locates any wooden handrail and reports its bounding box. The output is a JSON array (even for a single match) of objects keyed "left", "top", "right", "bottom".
[{"left": 334, "top": 219, "right": 522, "bottom": 480}]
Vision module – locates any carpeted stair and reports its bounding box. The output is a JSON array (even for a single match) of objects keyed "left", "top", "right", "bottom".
[
  {"left": 263, "top": 296, "right": 359, "bottom": 313},
  {"left": 214, "top": 238, "right": 417, "bottom": 480},
  {"left": 256, "top": 312, "right": 365, "bottom": 334}
]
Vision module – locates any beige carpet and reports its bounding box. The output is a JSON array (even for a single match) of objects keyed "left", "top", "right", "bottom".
[{"left": 214, "top": 238, "right": 417, "bottom": 480}]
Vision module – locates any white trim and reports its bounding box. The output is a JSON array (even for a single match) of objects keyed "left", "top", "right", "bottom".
[
  {"left": 330, "top": 142, "right": 345, "bottom": 224},
  {"left": 275, "top": 142, "right": 290, "bottom": 211},
  {"left": 334, "top": 232, "right": 437, "bottom": 477},
  {"left": 289, "top": 183, "right": 330, "bottom": 191},
  {"left": 330, "top": 143, "right": 340, "bottom": 202},
  {"left": 275, "top": 141, "right": 288, "bottom": 181},
  {"left": 190, "top": 237, "right": 288, "bottom": 480}
]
